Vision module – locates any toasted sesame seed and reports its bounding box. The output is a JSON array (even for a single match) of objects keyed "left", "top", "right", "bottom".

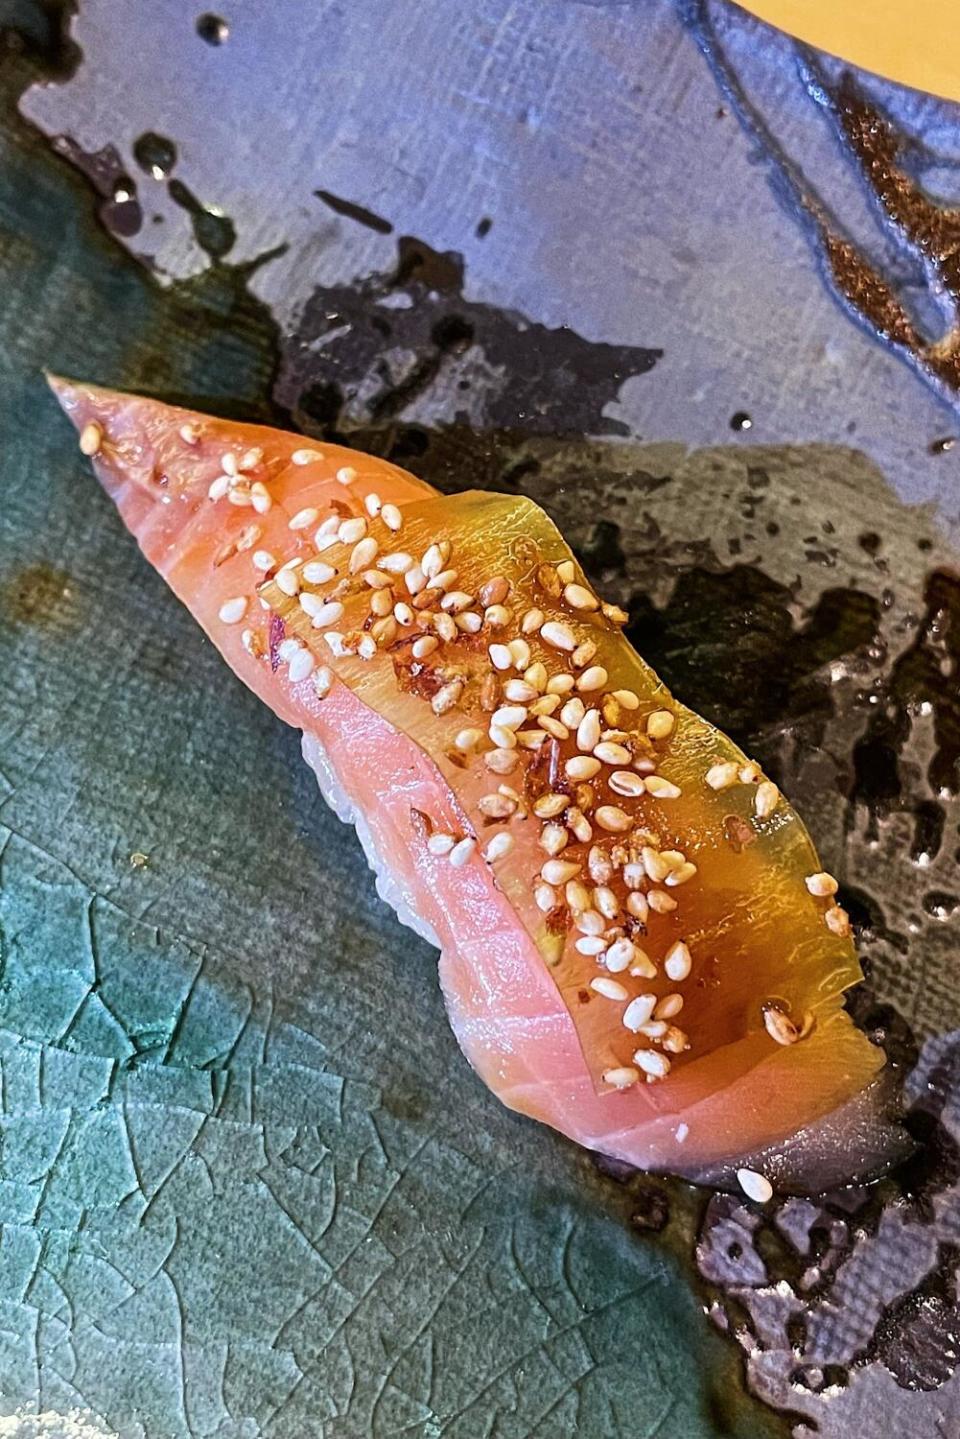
[
  {"left": 640, "top": 847, "right": 669, "bottom": 883},
  {"left": 541, "top": 620, "right": 576, "bottom": 651},
  {"left": 253, "top": 549, "right": 277, "bottom": 572},
  {"left": 336, "top": 465, "right": 357, "bottom": 486},
  {"left": 379, "top": 551, "right": 414, "bottom": 574},
  {"left": 705, "top": 761, "right": 739, "bottom": 790},
  {"left": 302, "top": 560, "right": 336, "bottom": 584},
  {"left": 824, "top": 904, "right": 851, "bottom": 937},
  {"left": 534, "top": 793, "right": 568, "bottom": 819},
  {"left": 629, "top": 949, "right": 657, "bottom": 979},
  {"left": 647, "top": 890, "right": 677, "bottom": 914},
  {"left": 250, "top": 482, "right": 273, "bottom": 514},
  {"left": 634, "top": 1049, "right": 671, "bottom": 1079},
  {"left": 609, "top": 770, "right": 645, "bottom": 798},
  {"left": 349, "top": 536, "right": 379, "bottom": 573},
  {"left": 371, "top": 616, "right": 398, "bottom": 645},
  {"left": 481, "top": 793, "right": 518, "bottom": 819},
  {"left": 508, "top": 638, "right": 531, "bottom": 669},
  {"left": 576, "top": 665, "right": 608, "bottom": 693},
  {"left": 542, "top": 858, "right": 581, "bottom": 886},
  {"left": 454, "top": 726, "right": 482, "bottom": 752},
  {"left": 536, "top": 563, "right": 562, "bottom": 597},
  {"left": 485, "top": 749, "right": 519, "bottom": 774},
  {"left": 521, "top": 607, "right": 545, "bottom": 635},
  {"left": 576, "top": 710, "right": 602, "bottom": 752},
  {"left": 755, "top": 780, "right": 780, "bottom": 818},
  {"left": 763, "top": 1006, "right": 799, "bottom": 1045},
  {"left": 432, "top": 680, "right": 464, "bottom": 716},
  {"left": 292, "top": 447, "right": 323, "bottom": 465},
  {"left": 534, "top": 880, "right": 557, "bottom": 912},
  {"left": 275, "top": 567, "right": 300, "bottom": 597},
  {"left": 566, "top": 755, "right": 602, "bottom": 781},
  {"left": 623, "top": 994, "right": 657, "bottom": 1031},
  {"left": 524, "top": 661, "right": 548, "bottom": 691},
  {"left": 663, "top": 1025, "right": 691, "bottom": 1053},
  {"left": 605, "top": 938, "right": 635, "bottom": 972},
  {"left": 664, "top": 861, "right": 697, "bottom": 888},
  {"left": 489, "top": 724, "right": 518, "bottom": 750},
  {"left": 565, "top": 879, "right": 591, "bottom": 912},
  {"left": 449, "top": 837, "right": 476, "bottom": 868},
  {"left": 394, "top": 601, "right": 415, "bottom": 626},
  {"left": 645, "top": 775, "right": 682, "bottom": 799},
  {"left": 664, "top": 941, "right": 692, "bottom": 982},
  {"left": 595, "top": 741, "right": 631, "bottom": 765},
  {"left": 740, "top": 761, "right": 761, "bottom": 784},
  {"left": 484, "top": 832, "right": 515, "bottom": 862},
  {"left": 218, "top": 596, "right": 248, "bottom": 624},
  {"left": 227, "top": 485, "right": 253, "bottom": 507},
  {"left": 571, "top": 642, "right": 597, "bottom": 670},
  {"left": 538, "top": 715, "right": 569, "bottom": 740},
  {"left": 638, "top": 1020, "right": 668, "bottom": 1040},
  {"left": 427, "top": 832, "right": 456, "bottom": 855},
  {"left": 576, "top": 935, "right": 607, "bottom": 956},
  {"left": 289, "top": 507, "right": 319, "bottom": 531},
  {"left": 602, "top": 695, "right": 622, "bottom": 727},
  {"left": 591, "top": 976, "right": 628, "bottom": 1001},
  {"left": 433, "top": 570, "right": 461, "bottom": 594},
  {"left": 412, "top": 635, "right": 439, "bottom": 660},
  {"left": 602, "top": 601, "right": 629, "bottom": 624},
  {"left": 478, "top": 576, "right": 509, "bottom": 607},
  {"left": 657, "top": 995, "right": 685, "bottom": 1021},
  {"left": 565, "top": 582, "right": 599, "bottom": 611},
  {"left": 489, "top": 644, "right": 513, "bottom": 671},
  {"left": 567, "top": 807, "right": 593, "bottom": 843},
  {"left": 806, "top": 871, "right": 838, "bottom": 897},
  {"left": 405, "top": 565, "right": 427, "bottom": 594},
  {"left": 540, "top": 823, "right": 569, "bottom": 856},
  {"left": 626, "top": 892, "right": 650, "bottom": 922},
  {"left": 595, "top": 805, "right": 631, "bottom": 833},
  {"left": 546, "top": 672, "right": 576, "bottom": 696},
  {"left": 603, "top": 1066, "right": 639, "bottom": 1089},
  {"left": 433, "top": 613, "right": 456, "bottom": 642},
  {"left": 288, "top": 648, "right": 316, "bottom": 682},
  {"left": 737, "top": 1169, "right": 773, "bottom": 1203},
  {"left": 646, "top": 710, "right": 675, "bottom": 740},
  {"left": 370, "top": 588, "right": 393, "bottom": 617},
  {"left": 234, "top": 526, "right": 262, "bottom": 554}
]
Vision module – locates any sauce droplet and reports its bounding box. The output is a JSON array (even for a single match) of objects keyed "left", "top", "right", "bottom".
[
  {"left": 730, "top": 411, "right": 753, "bottom": 432},
  {"left": 196, "top": 12, "right": 229, "bottom": 44}
]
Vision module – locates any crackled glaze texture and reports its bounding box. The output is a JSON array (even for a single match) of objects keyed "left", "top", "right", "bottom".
[{"left": 4, "top": 0, "right": 960, "bottom": 1435}]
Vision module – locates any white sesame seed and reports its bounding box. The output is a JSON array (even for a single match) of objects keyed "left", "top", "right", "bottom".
[
  {"left": 289, "top": 507, "right": 319, "bottom": 531},
  {"left": 824, "top": 904, "right": 851, "bottom": 936},
  {"left": 432, "top": 680, "right": 464, "bottom": 716},
  {"left": 740, "top": 761, "right": 761, "bottom": 783},
  {"left": 302, "top": 560, "right": 336, "bottom": 584},
  {"left": 566, "top": 755, "right": 601, "bottom": 781},
  {"left": 221, "top": 452, "right": 238, "bottom": 477},
  {"left": 484, "top": 604, "right": 510, "bottom": 628},
  {"left": 546, "top": 673, "right": 576, "bottom": 695},
  {"left": 538, "top": 715, "right": 569, "bottom": 740},
  {"left": 492, "top": 704, "right": 527, "bottom": 731},
  {"left": 179, "top": 423, "right": 200, "bottom": 445},
  {"left": 313, "top": 665, "right": 333, "bottom": 697},
  {"left": 623, "top": 995, "right": 657, "bottom": 1031},
  {"left": 534, "top": 881, "right": 557, "bottom": 912},
  {"left": 350, "top": 536, "right": 379, "bottom": 573},
  {"left": 370, "top": 588, "right": 393, "bottom": 617},
  {"left": 449, "top": 837, "right": 476, "bottom": 868},
  {"left": 454, "top": 726, "right": 482, "bottom": 751},
  {"left": 638, "top": 1020, "right": 668, "bottom": 1040},
  {"left": 524, "top": 661, "right": 548, "bottom": 691},
  {"left": 567, "top": 808, "right": 593, "bottom": 843},
  {"left": 484, "top": 832, "right": 515, "bottom": 863},
  {"left": 276, "top": 568, "right": 301, "bottom": 597},
  {"left": 541, "top": 858, "right": 581, "bottom": 885},
  {"left": 503, "top": 679, "right": 538, "bottom": 703},
  {"left": 441, "top": 590, "right": 474, "bottom": 613},
  {"left": 593, "top": 885, "right": 619, "bottom": 919},
  {"left": 434, "top": 613, "right": 457, "bottom": 643},
  {"left": 314, "top": 532, "right": 338, "bottom": 552},
  {"left": 560, "top": 697, "right": 586, "bottom": 728},
  {"left": 250, "top": 482, "right": 272, "bottom": 514},
  {"left": 647, "top": 890, "right": 677, "bottom": 914},
  {"left": 656, "top": 994, "right": 684, "bottom": 1020},
  {"left": 379, "top": 551, "right": 414, "bottom": 574},
  {"left": 324, "top": 631, "right": 347, "bottom": 656},
  {"left": 564, "top": 583, "right": 599, "bottom": 611},
  {"left": 412, "top": 635, "right": 438, "bottom": 659},
  {"left": 422, "top": 544, "right": 444, "bottom": 579},
  {"left": 595, "top": 805, "right": 631, "bottom": 833},
  {"left": 508, "top": 639, "right": 531, "bottom": 669},
  {"left": 755, "top": 780, "right": 780, "bottom": 818},
  {"left": 208, "top": 475, "right": 231, "bottom": 501},
  {"left": 218, "top": 596, "right": 248, "bottom": 625},
  {"left": 278, "top": 638, "right": 303, "bottom": 663},
  {"left": 365, "top": 492, "right": 382, "bottom": 517},
  {"left": 227, "top": 487, "right": 253, "bottom": 507},
  {"left": 540, "top": 620, "right": 576, "bottom": 652},
  {"left": 576, "top": 665, "right": 608, "bottom": 693},
  {"left": 540, "top": 822, "right": 569, "bottom": 857},
  {"left": 634, "top": 1049, "right": 671, "bottom": 1079},
  {"left": 577, "top": 909, "right": 606, "bottom": 936},
  {"left": 299, "top": 591, "right": 329, "bottom": 619},
  {"left": 489, "top": 724, "right": 518, "bottom": 750},
  {"left": 577, "top": 710, "right": 602, "bottom": 752},
  {"left": 381, "top": 503, "right": 402, "bottom": 531},
  {"left": 371, "top": 616, "right": 397, "bottom": 644},
  {"left": 566, "top": 880, "right": 591, "bottom": 912},
  {"left": 705, "top": 761, "right": 739, "bottom": 790},
  {"left": 645, "top": 775, "right": 682, "bottom": 800},
  {"left": 316, "top": 514, "right": 339, "bottom": 536},
  {"left": 646, "top": 710, "right": 675, "bottom": 740},
  {"left": 576, "top": 935, "right": 607, "bottom": 956},
  {"left": 556, "top": 560, "right": 576, "bottom": 584},
  {"left": 484, "top": 749, "right": 519, "bottom": 774},
  {"left": 626, "top": 892, "right": 649, "bottom": 922},
  {"left": 339, "top": 517, "right": 367, "bottom": 544},
  {"left": 489, "top": 643, "right": 513, "bottom": 671},
  {"left": 240, "top": 628, "right": 256, "bottom": 654},
  {"left": 605, "top": 938, "right": 636, "bottom": 973},
  {"left": 310, "top": 600, "right": 345, "bottom": 628},
  {"left": 251, "top": 550, "right": 276, "bottom": 573},
  {"left": 402, "top": 565, "right": 425, "bottom": 595},
  {"left": 292, "top": 447, "right": 324, "bottom": 465},
  {"left": 664, "top": 861, "right": 697, "bottom": 888},
  {"left": 591, "top": 976, "right": 628, "bottom": 1001},
  {"left": 612, "top": 689, "right": 640, "bottom": 710},
  {"left": 287, "top": 648, "right": 316, "bottom": 682},
  {"left": 521, "top": 607, "right": 545, "bottom": 634},
  {"left": 358, "top": 635, "right": 377, "bottom": 660},
  {"left": 664, "top": 941, "right": 692, "bottom": 982},
  {"left": 737, "top": 1169, "right": 773, "bottom": 1204},
  {"left": 595, "top": 741, "right": 631, "bottom": 765},
  {"left": 609, "top": 770, "right": 645, "bottom": 798},
  {"left": 763, "top": 1006, "right": 799, "bottom": 1045},
  {"left": 427, "top": 832, "right": 456, "bottom": 855},
  {"left": 806, "top": 871, "right": 839, "bottom": 897},
  {"left": 571, "top": 641, "right": 597, "bottom": 669},
  {"left": 629, "top": 949, "right": 657, "bottom": 979},
  {"left": 603, "top": 1066, "right": 639, "bottom": 1090},
  {"left": 336, "top": 465, "right": 357, "bottom": 486}
]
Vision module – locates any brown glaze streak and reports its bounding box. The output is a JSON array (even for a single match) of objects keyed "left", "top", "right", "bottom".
[{"left": 828, "top": 76, "right": 960, "bottom": 389}]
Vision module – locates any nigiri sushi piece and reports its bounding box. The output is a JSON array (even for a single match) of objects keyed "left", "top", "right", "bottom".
[{"left": 49, "top": 377, "right": 895, "bottom": 1191}]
